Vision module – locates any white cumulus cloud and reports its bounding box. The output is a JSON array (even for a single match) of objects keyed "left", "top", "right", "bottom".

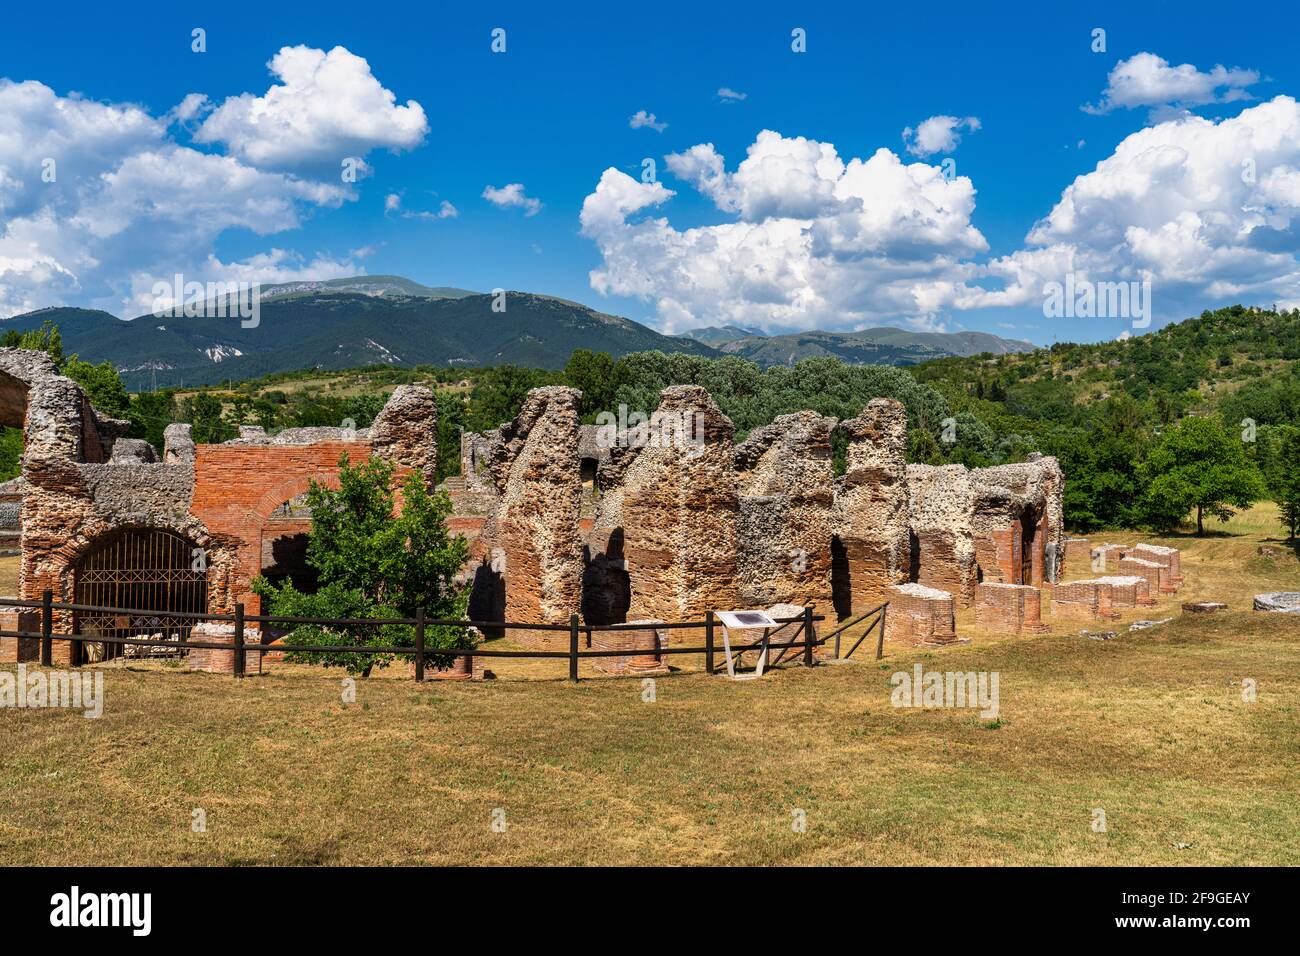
[
  {"left": 902, "top": 115, "right": 981, "bottom": 157},
  {"left": 1083, "top": 52, "right": 1260, "bottom": 117},
  {"left": 581, "top": 130, "right": 988, "bottom": 333},
  {"left": 482, "top": 182, "right": 542, "bottom": 216},
  {"left": 629, "top": 110, "right": 668, "bottom": 132},
  {"left": 971, "top": 95, "right": 1300, "bottom": 318},
  {"left": 193, "top": 45, "right": 428, "bottom": 169},
  {"left": 0, "top": 75, "right": 367, "bottom": 318}
]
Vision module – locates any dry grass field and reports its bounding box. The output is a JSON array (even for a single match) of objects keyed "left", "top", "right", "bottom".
[{"left": 1, "top": 504, "right": 1297, "bottom": 866}]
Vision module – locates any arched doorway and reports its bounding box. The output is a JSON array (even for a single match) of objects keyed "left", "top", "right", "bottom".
[{"left": 73, "top": 528, "right": 208, "bottom": 663}]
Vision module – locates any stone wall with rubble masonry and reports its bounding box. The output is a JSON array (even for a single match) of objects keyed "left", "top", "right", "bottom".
[
  {"left": 2, "top": 346, "right": 1071, "bottom": 663},
  {"left": 1, "top": 346, "right": 437, "bottom": 664}
]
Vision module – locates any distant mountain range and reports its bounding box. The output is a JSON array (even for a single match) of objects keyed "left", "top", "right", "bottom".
[
  {"left": 675, "top": 325, "right": 1035, "bottom": 364},
  {"left": 2, "top": 276, "right": 1037, "bottom": 389}
]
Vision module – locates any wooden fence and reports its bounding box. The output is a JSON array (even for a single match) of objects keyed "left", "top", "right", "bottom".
[{"left": 0, "top": 592, "right": 888, "bottom": 682}]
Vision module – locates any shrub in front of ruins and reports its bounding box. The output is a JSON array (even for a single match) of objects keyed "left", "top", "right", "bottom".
[
  {"left": 252, "top": 580, "right": 408, "bottom": 677},
  {"left": 253, "top": 453, "right": 473, "bottom": 676}
]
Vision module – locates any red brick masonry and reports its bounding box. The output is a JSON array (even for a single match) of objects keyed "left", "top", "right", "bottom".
[
  {"left": 883, "top": 583, "right": 958, "bottom": 645},
  {"left": 591, "top": 619, "right": 669, "bottom": 675},
  {"left": 975, "top": 583, "right": 1050, "bottom": 634},
  {"left": 188, "top": 622, "right": 263, "bottom": 675},
  {"left": 1050, "top": 580, "right": 1120, "bottom": 621}
]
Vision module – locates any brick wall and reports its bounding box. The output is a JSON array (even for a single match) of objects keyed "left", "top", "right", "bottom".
[
  {"left": 189, "top": 441, "right": 369, "bottom": 613},
  {"left": 974, "top": 524, "right": 1021, "bottom": 585},
  {"left": 975, "top": 583, "right": 1049, "bottom": 634},
  {"left": 1118, "top": 556, "right": 1174, "bottom": 595},
  {"left": 0, "top": 609, "right": 38, "bottom": 661},
  {"left": 1124, "top": 545, "right": 1182, "bottom": 586},
  {"left": 1050, "top": 580, "right": 1118, "bottom": 621},
  {"left": 187, "top": 622, "right": 263, "bottom": 675},
  {"left": 883, "top": 583, "right": 958, "bottom": 645},
  {"left": 1095, "top": 575, "right": 1155, "bottom": 607}
]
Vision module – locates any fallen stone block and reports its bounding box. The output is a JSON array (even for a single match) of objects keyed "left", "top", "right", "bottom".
[{"left": 1253, "top": 592, "right": 1300, "bottom": 613}]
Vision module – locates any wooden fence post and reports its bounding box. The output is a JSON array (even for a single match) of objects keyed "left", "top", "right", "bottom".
[
  {"left": 875, "top": 604, "right": 888, "bottom": 660},
  {"left": 414, "top": 607, "right": 426, "bottom": 681},
  {"left": 705, "top": 610, "right": 715, "bottom": 675},
  {"left": 803, "top": 606, "right": 815, "bottom": 667},
  {"left": 40, "top": 589, "right": 52, "bottom": 667},
  {"left": 568, "top": 614, "right": 580, "bottom": 683},
  {"left": 233, "top": 602, "right": 245, "bottom": 678}
]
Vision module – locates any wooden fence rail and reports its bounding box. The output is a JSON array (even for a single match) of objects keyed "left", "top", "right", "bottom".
[{"left": 1, "top": 592, "right": 888, "bottom": 682}]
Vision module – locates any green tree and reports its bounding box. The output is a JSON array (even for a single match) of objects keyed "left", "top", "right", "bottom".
[
  {"left": 127, "top": 390, "right": 178, "bottom": 451},
  {"left": 434, "top": 390, "right": 468, "bottom": 483},
  {"left": 253, "top": 454, "right": 472, "bottom": 676},
  {"left": 1260, "top": 425, "right": 1300, "bottom": 539},
  {"left": 1137, "top": 417, "right": 1266, "bottom": 534},
  {"left": 0, "top": 427, "right": 22, "bottom": 482},
  {"left": 5, "top": 321, "right": 64, "bottom": 367},
  {"left": 563, "top": 349, "right": 616, "bottom": 421},
  {"left": 179, "top": 392, "right": 236, "bottom": 444},
  {"left": 466, "top": 365, "right": 563, "bottom": 432},
  {"left": 63, "top": 356, "right": 130, "bottom": 419}
]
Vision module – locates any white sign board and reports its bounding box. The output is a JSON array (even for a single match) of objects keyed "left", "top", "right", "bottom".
[
  {"left": 714, "top": 610, "right": 779, "bottom": 630},
  {"left": 714, "top": 610, "right": 780, "bottom": 680}
]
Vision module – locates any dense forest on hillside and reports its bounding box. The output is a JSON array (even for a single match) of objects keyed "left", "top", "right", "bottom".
[{"left": 2, "top": 305, "right": 1297, "bottom": 538}]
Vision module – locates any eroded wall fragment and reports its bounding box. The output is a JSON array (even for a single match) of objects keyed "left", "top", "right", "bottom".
[
  {"left": 734, "top": 410, "right": 836, "bottom": 611},
  {"left": 484, "top": 386, "right": 584, "bottom": 643},
  {"left": 608, "top": 385, "right": 740, "bottom": 624},
  {"left": 832, "top": 399, "right": 911, "bottom": 615}
]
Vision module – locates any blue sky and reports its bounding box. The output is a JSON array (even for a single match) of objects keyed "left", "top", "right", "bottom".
[{"left": 2, "top": 0, "right": 1299, "bottom": 346}]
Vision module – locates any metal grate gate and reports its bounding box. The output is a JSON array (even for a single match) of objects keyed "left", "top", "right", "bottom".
[{"left": 73, "top": 529, "right": 208, "bottom": 663}]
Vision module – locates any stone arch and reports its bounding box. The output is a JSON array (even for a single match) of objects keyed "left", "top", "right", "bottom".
[{"left": 71, "top": 525, "right": 209, "bottom": 664}]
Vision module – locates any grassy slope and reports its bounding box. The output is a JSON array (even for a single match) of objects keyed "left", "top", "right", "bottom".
[{"left": 0, "top": 504, "right": 1296, "bottom": 865}]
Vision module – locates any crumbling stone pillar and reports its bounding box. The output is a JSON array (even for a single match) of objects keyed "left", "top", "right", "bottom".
[
  {"left": 734, "top": 410, "right": 835, "bottom": 611},
  {"left": 833, "top": 399, "right": 910, "bottom": 616},
  {"left": 613, "top": 385, "right": 739, "bottom": 624},
  {"left": 906, "top": 464, "right": 978, "bottom": 607},
  {"left": 485, "top": 386, "right": 584, "bottom": 645},
  {"left": 370, "top": 384, "right": 439, "bottom": 488},
  {"left": 972, "top": 457, "right": 1066, "bottom": 586},
  {"left": 163, "top": 423, "right": 195, "bottom": 464},
  {"left": 970, "top": 480, "right": 1023, "bottom": 585}
]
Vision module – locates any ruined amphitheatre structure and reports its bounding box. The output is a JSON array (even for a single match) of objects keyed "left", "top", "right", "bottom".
[{"left": 0, "top": 345, "right": 1080, "bottom": 669}]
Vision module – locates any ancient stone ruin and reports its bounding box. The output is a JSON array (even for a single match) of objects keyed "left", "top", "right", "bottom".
[
  {"left": 0, "top": 347, "right": 435, "bottom": 666},
  {"left": 0, "top": 349, "right": 1077, "bottom": 669},
  {"left": 457, "top": 383, "right": 1068, "bottom": 650}
]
